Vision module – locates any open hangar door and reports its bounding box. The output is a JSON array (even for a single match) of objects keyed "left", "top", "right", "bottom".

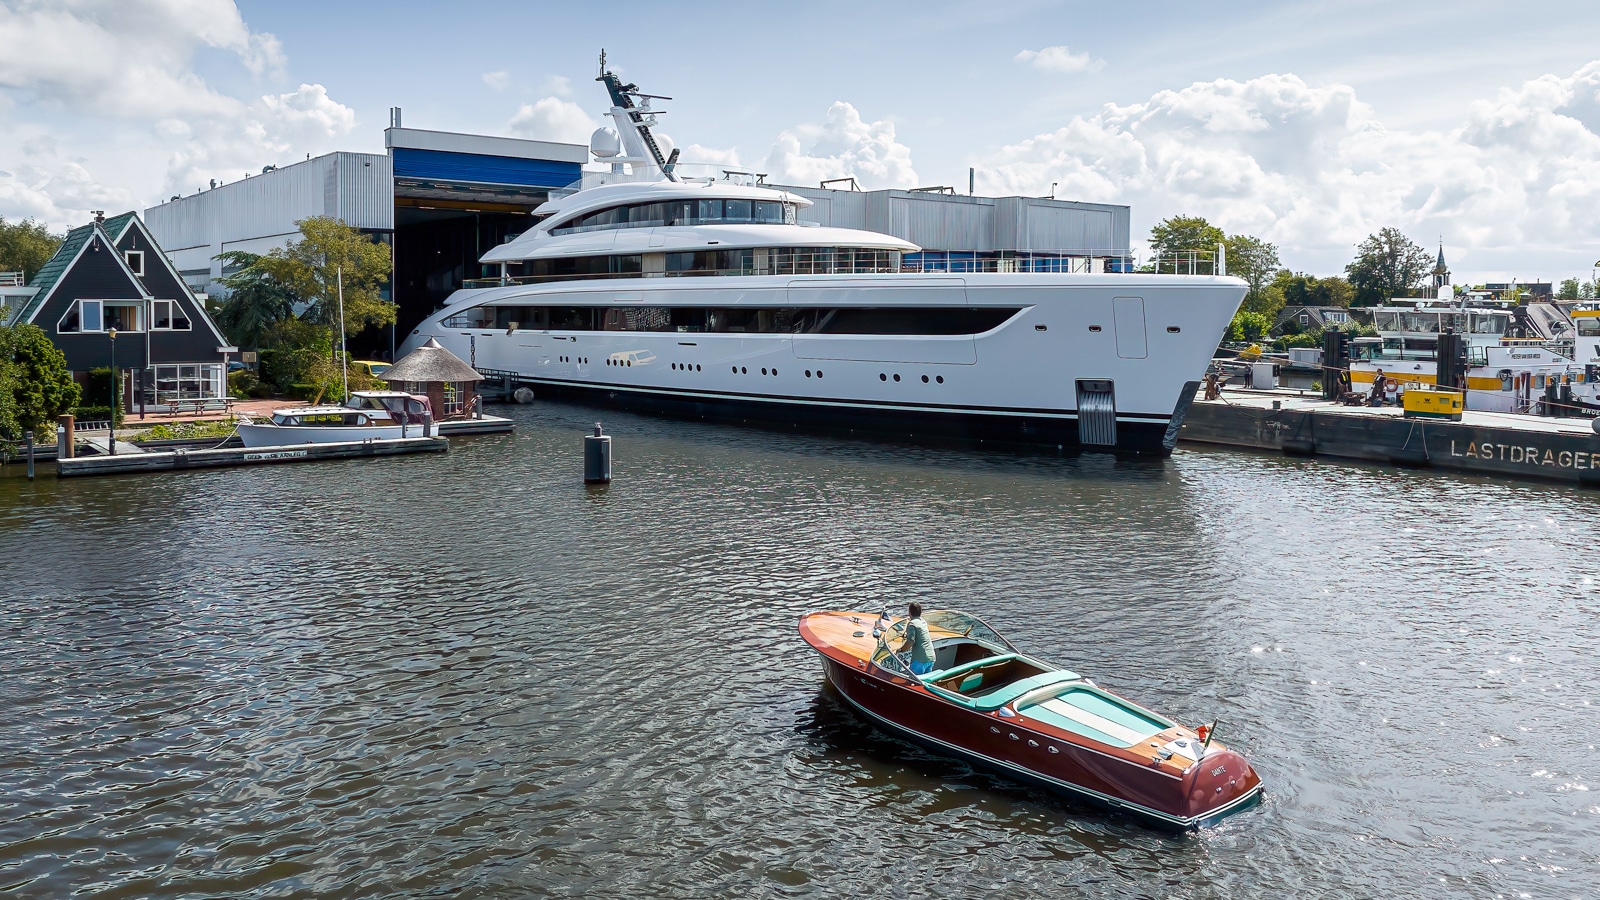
[
  {"left": 380, "top": 128, "right": 584, "bottom": 359},
  {"left": 389, "top": 187, "right": 546, "bottom": 355}
]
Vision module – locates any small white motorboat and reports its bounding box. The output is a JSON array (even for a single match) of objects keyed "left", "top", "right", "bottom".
[{"left": 236, "top": 403, "right": 428, "bottom": 448}]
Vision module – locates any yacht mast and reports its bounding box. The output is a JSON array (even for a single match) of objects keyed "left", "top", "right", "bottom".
[{"left": 595, "top": 50, "right": 679, "bottom": 181}]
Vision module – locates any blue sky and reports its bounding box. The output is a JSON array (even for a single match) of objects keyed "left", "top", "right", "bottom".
[{"left": 2, "top": 0, "right": 1598, "bottom": 283}]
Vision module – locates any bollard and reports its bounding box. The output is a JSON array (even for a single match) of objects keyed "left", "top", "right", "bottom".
[
  {"left": 56, "top": 424, "right": 67, "bottom": 460},
  {"left": 584, "top": 422, "right": 611, "bottom": 484},
  {"left": 59, "top": 414, "right": 74, "bottom": 459},
  {"left": 25, "top": 430, "right": 35, "bottom": 480},
  {"left": 421, "top": 411, "right": 433, "bottom": 438}
]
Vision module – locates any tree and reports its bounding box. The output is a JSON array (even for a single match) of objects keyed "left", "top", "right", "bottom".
[
  {"left": 1344, "top": 227, "right": 1433, "bottom": 306},
  {"left": 0, "top": 323, "right": 81, "bottom": 440},
  {"left": 211, "top": 250, "right": 298, "bottom": 349},
  {"left": 1226, "top": 311, "right": 1272, "bottom": 342},
  {"left": 256, "top": 217, "right": 394, "bottom": 339},
  {"left": 1558, "top": 278, "right": 1582, "bottom": 301},
  {"left": 1224, "top": 234, "right": 1281, "bottom": 314},
  {"left": 1149, "top": 215, "right": 1226, "bottom": 273},
  {"left": 0, "top": 217, "right": 63, "bottom": 281}
]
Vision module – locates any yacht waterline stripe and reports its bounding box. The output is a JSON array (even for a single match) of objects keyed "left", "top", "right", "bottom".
[{"left": 520, "top": 376, "right": 1175, "bottom": 422}]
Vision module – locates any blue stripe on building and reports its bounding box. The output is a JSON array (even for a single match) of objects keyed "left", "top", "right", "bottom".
[{"left": 391, "top": 148, "right": 580, "bottom": 188}]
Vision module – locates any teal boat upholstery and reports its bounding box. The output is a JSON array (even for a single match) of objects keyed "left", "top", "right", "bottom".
[{"left": 1016, "top": 686, "right": 1172, "bottom": 747}]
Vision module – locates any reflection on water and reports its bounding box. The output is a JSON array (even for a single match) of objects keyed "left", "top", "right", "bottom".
[{"left": 1, "top": 402, "right": 1597, "bottom": 897}]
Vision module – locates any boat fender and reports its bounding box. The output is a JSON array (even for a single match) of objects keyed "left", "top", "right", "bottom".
[{"left": 997, "top": 708, "right": 1016, "bottom": 718}]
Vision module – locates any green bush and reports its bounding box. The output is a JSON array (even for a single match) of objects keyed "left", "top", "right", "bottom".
[
  {"left": 133, "top": 419, "right": 239, "bottom": 441},
  {"left": 83, "top": 367, "right": 125, "bottom": 426},
  {"left": 228, "top": 368, "right": 260, "bottom": 399},
  {"left": 71, "top": 405, "right": 115, "bottom": 422},
  {"left": 287, "top": 383, "right": 323, "bottom": 401}
]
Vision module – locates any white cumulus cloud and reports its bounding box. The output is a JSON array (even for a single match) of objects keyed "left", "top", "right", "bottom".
[
  {"left": 975, "top": 62, "right": 1600, "bottom": 275},
  {"left": 482, "top": 70, "right": 511, "bottom": 91},
  {"left": 0, "top": 0, "right": 284, "bottom": 118},
  {"left": 161, "top": 84, "right": 358, "bottom": 197},
  {"left": 0, "top": 0, "right": 353, "bottom": 229},
  {"left": 509, "top": 97, "right": 598, "bottom": 144},
  {"left": 765, "top": 102, "right": 918, "bottom": 190},
  {"left": 1015, "top": 45, "right": 1103, "bottom": 74}
]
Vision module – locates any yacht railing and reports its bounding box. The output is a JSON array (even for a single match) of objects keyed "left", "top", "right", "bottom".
[{"left": 460, "top": 246, "right": 1226, "bottom": 290}]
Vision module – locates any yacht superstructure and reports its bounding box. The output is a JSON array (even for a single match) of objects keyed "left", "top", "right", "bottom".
[{"left": 399, "top": 59, "right": 1246, "bottom": 454}]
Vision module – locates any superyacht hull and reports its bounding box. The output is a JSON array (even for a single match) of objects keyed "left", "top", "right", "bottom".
[{"left": 403, "top": 273, "right": 1243, "bottom": 455}]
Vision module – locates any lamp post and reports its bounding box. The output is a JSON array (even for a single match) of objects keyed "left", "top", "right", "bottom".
[{"left": 107, "top": 327, "right": 117, "bottom": 456}]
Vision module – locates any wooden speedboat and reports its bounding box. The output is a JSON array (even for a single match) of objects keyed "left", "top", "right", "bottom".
[{"left": 799, "top": 609, "right": 1263, "bottom": 829}]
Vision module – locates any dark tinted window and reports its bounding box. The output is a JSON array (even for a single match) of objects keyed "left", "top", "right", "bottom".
[{"left": 456, "top": 305, "right": 1019, "bottom": 335}]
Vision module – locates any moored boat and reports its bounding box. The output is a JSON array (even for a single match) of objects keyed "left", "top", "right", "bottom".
[
  {"left": 798, "top": 608, "right": 1262, "bottom": 829},
  {"left": 236, "top": 404, "right": 415, "bottom": 447}
]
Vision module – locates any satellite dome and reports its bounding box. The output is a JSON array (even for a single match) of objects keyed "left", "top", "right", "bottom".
[{"left": 590, "top": 127, "right": 620, "bottom": 159}]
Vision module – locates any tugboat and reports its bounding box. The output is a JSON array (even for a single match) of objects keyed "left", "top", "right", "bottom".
[{"left": 799, "top": 608, "right": 1262, "bottom": 829}]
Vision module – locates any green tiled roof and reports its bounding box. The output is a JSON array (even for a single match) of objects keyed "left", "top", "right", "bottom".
[
  {"left": 11, "top": 224, "right": 95, "bottom": 325},
  {"left": 100, "top": 211, "right": 138, "bottom": 242}
]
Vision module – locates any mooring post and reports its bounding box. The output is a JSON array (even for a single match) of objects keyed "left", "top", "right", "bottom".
[
  {"left": 421, "top": 411, "right": 433, "bottom": 438},
  {"left": 25, "top": 430, "right": 35, "bottom": 480},
  {"left": 584, "top": 422, "right": 612, "bottom": 484}
]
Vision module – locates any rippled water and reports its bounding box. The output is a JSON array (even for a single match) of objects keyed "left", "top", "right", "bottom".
[{"left": 2, "top": 404, "right": 1597, "bottom": 898}]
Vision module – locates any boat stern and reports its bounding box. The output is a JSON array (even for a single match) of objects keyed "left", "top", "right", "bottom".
[{"left": 1182, "top": 747, "right": 1263, "bottom": 826}]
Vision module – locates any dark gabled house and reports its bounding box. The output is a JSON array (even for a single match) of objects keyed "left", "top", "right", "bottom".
[
  {"left": 1270, "top": 305, "right": 1355, "bottom": 337},
  {"left": 5, "top": 212, "right": 234, "bottom": 411}
]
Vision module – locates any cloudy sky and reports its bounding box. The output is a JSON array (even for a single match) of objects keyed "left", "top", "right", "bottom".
[{"left": 2, "top": 0, "right": 1598, "bottom": 283}]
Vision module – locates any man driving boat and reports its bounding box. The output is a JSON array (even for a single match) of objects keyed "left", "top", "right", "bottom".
[{"left": 898, "top": 603, "right": 938, "bottom": 675}]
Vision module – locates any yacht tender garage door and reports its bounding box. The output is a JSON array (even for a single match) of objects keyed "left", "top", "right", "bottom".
[{"left": 789, "top": 279, "right": 976, "bottom": 364}]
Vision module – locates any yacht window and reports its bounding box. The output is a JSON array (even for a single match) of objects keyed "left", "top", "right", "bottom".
[
  {"left": 754, "top": 201, "right": 784, "bottom": 223},
  {"left": 1577, "top": 318, "right": 1600, "bottom": 336},
  {"left": 505, "top": 305, "right": 1019, "bottom": 335},
  {"left": 550, "top": 199, "right": 802, "bottom": 234}
]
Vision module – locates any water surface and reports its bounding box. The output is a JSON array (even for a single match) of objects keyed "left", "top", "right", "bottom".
[{"left": 1, "top": 404, "right": 1596, "bottom": 897}]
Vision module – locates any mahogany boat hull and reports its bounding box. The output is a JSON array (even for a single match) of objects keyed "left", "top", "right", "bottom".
[{"left": 808, "top": 632, "right": 1261, "bottom": 830}]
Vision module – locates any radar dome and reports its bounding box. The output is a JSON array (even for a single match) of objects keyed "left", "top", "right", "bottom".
[{"left": 590, "top": 127, "right": 621, "bottom": 159}]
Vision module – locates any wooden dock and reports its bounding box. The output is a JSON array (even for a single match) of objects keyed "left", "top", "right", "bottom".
[
  {"left": 56, "top": 437, "right": 447, "bottom": 478},
  {"left": 1181, "top": 391, "right": 1600, "bottom": 485}
]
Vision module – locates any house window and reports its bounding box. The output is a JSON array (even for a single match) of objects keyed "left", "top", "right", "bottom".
[
  {"left": 125, "top": 251, "right": 145, "bottom": 276},
  {"left": 58, "top": 299, "right": 142, "bottom": 333},
  {"left": 441, "top": 382, "right": 465, "bottom": 415},
  {"left": 1299, "top": 313, "right": 1310, "bottom": 325},
  {"left": 152, "top": 364, "right": 224, "bottom": 402},
  {"left": 152, "top": 300, "right": 191, "bottom": 330}
]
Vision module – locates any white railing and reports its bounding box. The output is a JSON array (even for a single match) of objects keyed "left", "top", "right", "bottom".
[
  {"left": 1149, "top": 246, "right": 1227, "bottom": 276},
  {"left": 0, "top": 271, "right": 24, "bottom": 286}
]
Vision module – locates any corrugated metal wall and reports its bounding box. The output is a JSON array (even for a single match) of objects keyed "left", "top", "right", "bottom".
[
  {"left": 145, "top": 152, "right": 392, "bottom": 288},
  {"left": 781, "top": 185, "right": 1126, "bottom": 253}
]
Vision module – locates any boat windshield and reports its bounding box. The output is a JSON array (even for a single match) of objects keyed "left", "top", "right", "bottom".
[
  {"left": 922, "top": 610, "right": 1018, "bottom": 652},
  {"left": 869, "top": 609, "right": 1018, "bottom": 674}
]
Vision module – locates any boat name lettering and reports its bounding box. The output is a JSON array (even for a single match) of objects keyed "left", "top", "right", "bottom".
[
  {"left": 244, "top": 450, "right": 309, "bottom": 461},
  {"left": 1211, "top": 766, "right": 1227, "bottom": 777},
  {"left": 1449, "top": 441, "right": 1595, "bottom": 469},
  {"left": 1510, "top": 352, "right": 1540, "bottom": 359}
]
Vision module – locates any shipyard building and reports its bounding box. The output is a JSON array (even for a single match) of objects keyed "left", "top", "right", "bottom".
[{"left": 145, "top": 119, "right": 1129, "bottom": 357}]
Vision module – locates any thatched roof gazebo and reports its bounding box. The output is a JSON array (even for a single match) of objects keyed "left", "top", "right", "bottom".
[{"left": 381, "top": 338, "right": 483, "bottom": 419}]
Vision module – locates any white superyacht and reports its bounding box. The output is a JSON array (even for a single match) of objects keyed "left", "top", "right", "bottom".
[{"left": 399, "top": 60, "right": 1245, "bottom": 453}]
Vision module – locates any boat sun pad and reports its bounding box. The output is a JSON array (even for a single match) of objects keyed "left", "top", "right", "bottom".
[{"left": 1020, "top": 687, "right": 1168, "bottom": 748}]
